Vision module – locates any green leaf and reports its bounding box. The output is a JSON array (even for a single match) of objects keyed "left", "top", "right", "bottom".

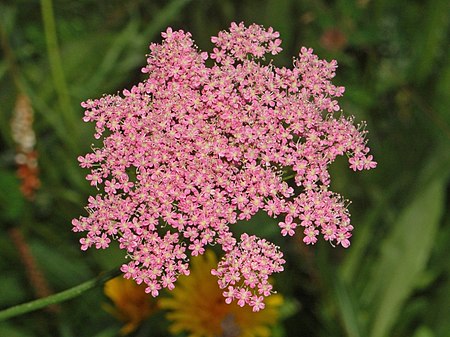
[
  {"left": 364, "top": 147, "right": 450, "bottom": 337},
  {"left": 333, "top": 276, "right": 363, "bottom": 337},
  {"left": 29, "top": 239, "right": 93, "bottom": 288},
  {"left": 339, "top": 176, "right": 405, "bottom": 284},
  {"left": 83, "top": 0, "right": 192, "bottom": 96},
  {"left": 409, "top": 0, "right": 450, "bottom": 82},
  {"left": 82, "top": 19, "right": 140, "bottom": 95}
]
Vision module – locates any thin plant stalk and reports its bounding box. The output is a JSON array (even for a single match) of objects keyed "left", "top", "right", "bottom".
[
  {"left": 0, "top": 267, "right": 122, "bottom": 321},
  {"left": 40, "top": 0, "right": 78, "bottom": 137}
]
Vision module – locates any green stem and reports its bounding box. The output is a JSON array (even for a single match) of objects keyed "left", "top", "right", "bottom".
[
  {"left": 0, "top": 267, "right": 122, "bottom": 321},
  {"left": 40, "top": 0, "right": 78, "bottom": 136}
]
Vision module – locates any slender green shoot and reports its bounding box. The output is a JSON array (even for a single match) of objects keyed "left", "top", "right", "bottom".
[{"left": 0, "top": 267, "right": 122, "bottom": 321}]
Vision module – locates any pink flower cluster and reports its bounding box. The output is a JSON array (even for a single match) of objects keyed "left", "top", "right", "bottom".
[
  {"left": 212, "top": 233, "right": 285, "bottom": 311},
  {"left": 73, "top": 22, "right": 376, "bottom": 311}
]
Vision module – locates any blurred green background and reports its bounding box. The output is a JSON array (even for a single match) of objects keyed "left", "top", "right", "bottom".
[{"left": 0, "top": 0, "right": 449, "bottom": 336}]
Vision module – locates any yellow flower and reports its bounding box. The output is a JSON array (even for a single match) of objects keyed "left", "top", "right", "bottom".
[
  {"left": 103, "top": 276, "right": 158, "bottom": 335},
  {"left": 159, "top": 250, "right": 283, "bottom": 337}
]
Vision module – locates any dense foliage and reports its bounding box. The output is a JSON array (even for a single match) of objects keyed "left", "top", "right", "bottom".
[{"left": 0, "top": 0, "right": 449, "bottom": 336}]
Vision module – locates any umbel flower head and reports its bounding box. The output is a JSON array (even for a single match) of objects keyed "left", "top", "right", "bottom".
[
  {"left": 159, "top": 250, "right": 283, "bottom": 337},
  {"left": 73, "top": 22, "right": 376, "bottom": 311}
]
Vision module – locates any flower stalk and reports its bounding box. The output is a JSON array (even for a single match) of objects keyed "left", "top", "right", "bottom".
[{"left": 0, "top": 267, "right": 122, "bottom": 321}]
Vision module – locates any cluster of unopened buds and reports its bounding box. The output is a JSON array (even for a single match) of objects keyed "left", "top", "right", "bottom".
[{"left": 73, "top": 22, "right": 376, "bottom": 311}]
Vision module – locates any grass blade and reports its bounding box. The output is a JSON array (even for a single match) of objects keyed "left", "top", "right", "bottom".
[{"left": 365, "top": 148, "right": 450, "bottom": 337}]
